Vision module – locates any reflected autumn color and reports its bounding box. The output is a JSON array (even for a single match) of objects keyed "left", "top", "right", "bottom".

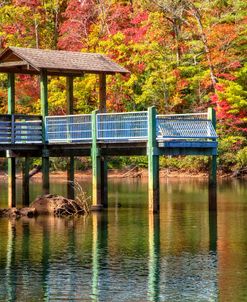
[{"left": 0, "top": 179, "right": 246, "bottom": 301}]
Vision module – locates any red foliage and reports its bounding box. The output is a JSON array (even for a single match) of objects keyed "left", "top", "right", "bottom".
[
  {"left": 13, "top": 0, "right": 41, "bottom": 8},
  {"left": 58, "top": 0, "right": 97, "bottom": 51}
]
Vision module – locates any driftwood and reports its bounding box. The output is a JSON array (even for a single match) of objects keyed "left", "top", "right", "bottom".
[
  {"left": 232, "top": 167, "right": 247, "bottom": 178},
  {"left": 29, "top": 165, "right": 42, "bottom": 179},
  {"left": 120, "top": 166, "right": 143, "bottom": 178}
]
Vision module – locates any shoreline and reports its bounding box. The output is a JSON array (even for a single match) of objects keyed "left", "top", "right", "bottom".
[{"left": 0, "top": 168, "right": 241, "bottom": 182}]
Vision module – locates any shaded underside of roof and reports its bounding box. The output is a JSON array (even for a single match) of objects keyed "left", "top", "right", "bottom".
[{"left": 0, "top": 47, "right": 129, "bottom": 76}]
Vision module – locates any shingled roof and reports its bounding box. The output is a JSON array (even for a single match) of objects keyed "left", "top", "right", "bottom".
[{"left": 0, "top": 47, "right": 129, "bottom": 76}]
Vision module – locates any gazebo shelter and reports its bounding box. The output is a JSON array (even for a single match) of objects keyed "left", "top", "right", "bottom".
[{"left": 0, "top": 47, "right": 129, "bottom": 207}]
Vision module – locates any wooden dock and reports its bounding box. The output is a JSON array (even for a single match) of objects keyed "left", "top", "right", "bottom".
[
  {"left": 0, "top": 107, "right": 217, "bottom": 212},
  {"left": 0, "top": 47, "right": 217, "bottom": 213}
]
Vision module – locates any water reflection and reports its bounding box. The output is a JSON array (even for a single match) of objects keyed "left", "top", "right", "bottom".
[
  {"left": 91, "top": 213, "right": 108, "bottom": 302},
  {"left": 0, "top": 179, "right": 247, "bottom": 301},
  {"left": 148, "top": 214, "right": 160, "bottom": 302}
]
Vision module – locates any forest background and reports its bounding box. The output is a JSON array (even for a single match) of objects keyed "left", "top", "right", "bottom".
[{"left": 0, "top": 0, "right": 246, "bottom": 175}]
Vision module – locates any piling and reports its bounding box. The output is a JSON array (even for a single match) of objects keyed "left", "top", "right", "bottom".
[
  {"left": 40, "top": 69, "right": 50, "bottom": 194},
  {"left": 91, "top": 110, "right": 103, "bottom": 211},
  {"left": 208, "top": 107, "right": 217, "bottom": 211},
  {"left": 22, "top": 157, "right": 30, "bottom": 206},
  {"left": 7, "top": 73, "right": 16, "bottom": 207},
  {"left": 147, "top": 107, "right": 160, "bottom": 213},
  {"left": 66, "top": 76, "right": 75, "bottom": 199}
]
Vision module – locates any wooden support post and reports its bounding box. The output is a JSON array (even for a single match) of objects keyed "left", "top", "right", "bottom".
[
  {"left": 99, "top": 72, "right": 108, "bottom": 207},
  {"left": 66, "top": 76, "right": 75, "bottom": 199},
  {"left": 91, "top": 110, "right": 103, "bottom": 211},
  {"left": 147, "top": 107, "right": 159, "bottom": 213},
  {"left": 8, "top": 157, "right": 16, "bottom": 208},
  {"left": 99, "top": 73, "right": 106, "bottom": 112},
  {"left": 7, "top": 73, "right": 16, "bottom": 208},
  {"left": 101, "top": 158, "right": 108, "bottom": 208},
  {"left": 67, "top": 156, "right": 75, "bottom": 200},
  {"left": 208, "top": 107, "right": 217, "bottom": 211},
  {"left": 40, "top": 69, "right": 49, "bottom": 194},
  {"left": 22, "top": 157, "right": 30, "bottom": 206}
]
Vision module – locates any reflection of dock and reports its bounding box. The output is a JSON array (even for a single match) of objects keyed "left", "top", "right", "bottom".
[{"left": 0, "top": 47, "right": 217, "bottom": 212}]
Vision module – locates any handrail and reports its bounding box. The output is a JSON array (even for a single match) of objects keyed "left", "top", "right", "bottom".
[{"left": 0, "top": 111, "right": 217, "bottom": 145}]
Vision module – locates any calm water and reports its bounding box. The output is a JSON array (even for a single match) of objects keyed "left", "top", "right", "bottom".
[{"left": 0, "top": 178, "right": 247, "bottom": 302}]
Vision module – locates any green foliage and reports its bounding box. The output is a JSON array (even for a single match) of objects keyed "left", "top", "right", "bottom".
[{"left": 237, "top": 147, "right": 247, "bottom": 169}]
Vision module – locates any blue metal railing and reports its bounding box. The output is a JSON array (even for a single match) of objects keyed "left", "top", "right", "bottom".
[
  {"left": 97, "top": 112, "right": 148, "bottom": 141},
  {"left": 156, "top": 113, "right": 217, "bottom": 140},
  {"left": 0, "top": 114, "right": 42, "bottom": 144},
  {"left": 0, "top": 111, "right": 217, "bottom": 145},
  {"left": 45, "top": 114, "right": 92, "bottom": 143}
]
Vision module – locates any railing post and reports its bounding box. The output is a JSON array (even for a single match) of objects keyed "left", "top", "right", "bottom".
[
  {"left": 91, "top": 110, "right": 103, "bottom": 211},
  {"left": 7, "top": 73, "right": 16, "bottom": 208},
  {"left": 40, "top": 69, "right": 49, "bottom": 195},
  {"left": 208, "top": 107, "right": 217, "bottom": 211},
  {"left": 147, "top": 106, "right": 160, "bottom": 213}
]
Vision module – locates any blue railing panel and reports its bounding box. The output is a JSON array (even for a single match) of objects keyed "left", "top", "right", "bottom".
[
  {"left": 14, "top": 115, "right": 43, "bottom": 144},
  {"left": 157, "top": 114, "right": 217, "bottom": 140},
  {"left": 0, "top": 115, "right": 11, "bottom": 144},
  {"left": 45, "top": 114, "right": 92, "bottom": 143},
  {"left": 97, "top": 112, "right": 148, "bottom": 141}
]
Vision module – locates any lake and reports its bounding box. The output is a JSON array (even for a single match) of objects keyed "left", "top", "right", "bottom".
[{"left": 0, "top": 177, "right": 247, "bottom": 301}]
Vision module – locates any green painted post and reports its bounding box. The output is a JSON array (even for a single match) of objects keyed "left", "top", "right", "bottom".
[
  {"left": 99, "top": 73, "right": 108, "bottom": 207},
  {"left": 147, "top": 106, "right": 159, "bottom": 213},
  {"left": 40, "top": 69, "right": 49, "bottom": 194},
  {"left": 7, "top": 73, "right": 16, "bottom": 208},
  {"left": 91, "top": 110, "right": 103, "bottom": 211},
  {"left": 66, "top": 76, "right": 75, "bottom": 199},
  {"left": 22, "top": 157, "right": 30, "bottom": 206},
  {"left": 208, "top": 107, "right": 217, "bottom": 211}
]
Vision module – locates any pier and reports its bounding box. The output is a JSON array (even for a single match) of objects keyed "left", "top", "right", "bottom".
[{"left": 0, "top": 47, "right": 217, "bottom": 213}]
